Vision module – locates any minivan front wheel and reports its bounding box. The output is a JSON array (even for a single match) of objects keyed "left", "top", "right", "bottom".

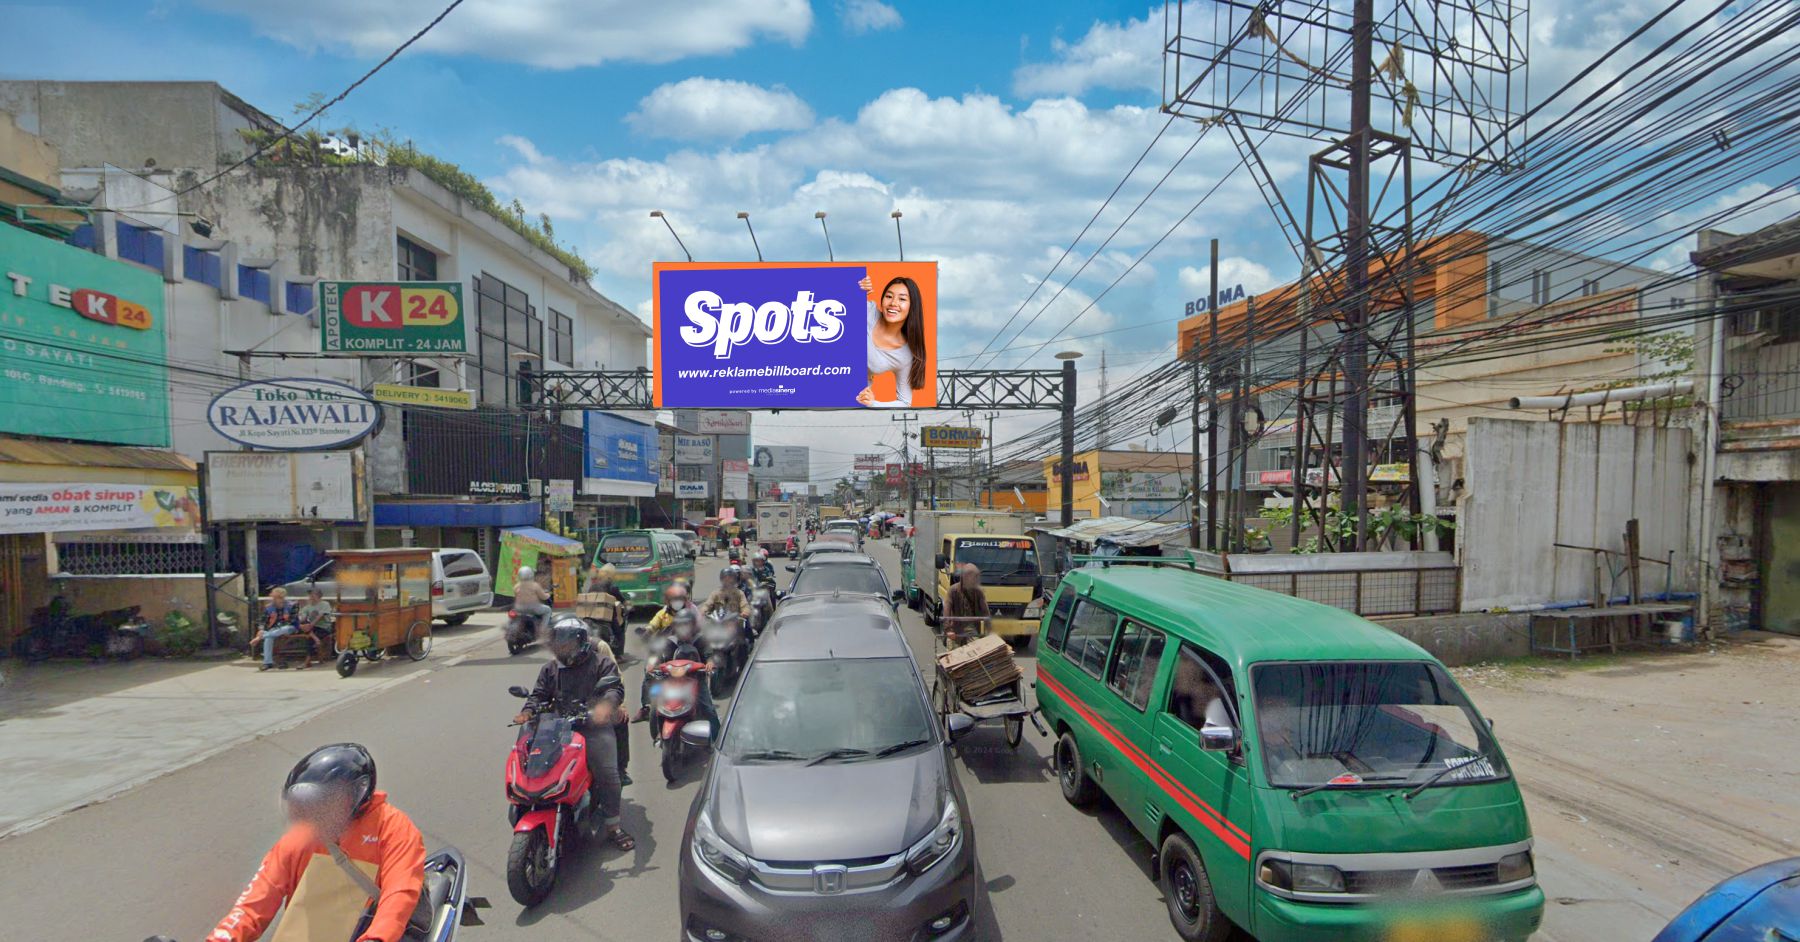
[
  {"left": 1159, "top": 832, "right": 1230, "bottom": 942},
  {"left": 1054, "top": 731, "right": 1098, "bottom": 807}
]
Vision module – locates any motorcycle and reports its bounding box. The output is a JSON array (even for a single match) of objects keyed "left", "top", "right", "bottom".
[
  {"left": 701, "top": 611, "right": 743, "bottom": 696},
  {"left": 503, "top": 683, "right": 606, "bottom": 906},
  {"left": 503, "top": 610, "right": 541, "bottom": 656},
  {"left": 647, "top": 658, "right": 713, "bottom": 784},
  {"left": 750, "top": 578, "right": 777, "bottom": 637}
]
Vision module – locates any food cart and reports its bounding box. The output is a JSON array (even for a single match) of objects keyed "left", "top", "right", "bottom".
[
  {"left": 496, "top": 527, "right": 586, "bottom": 607},
  {"left": 326, "top": 548, "right": 435, "bottom": 677}
]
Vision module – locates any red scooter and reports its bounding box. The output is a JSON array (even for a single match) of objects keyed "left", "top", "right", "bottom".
[
  {"left": 503, "top": 684, "right": 596, "bottom": 906},
  {"left": 648, "top": 658, "right": 713, "bottom": 784}
]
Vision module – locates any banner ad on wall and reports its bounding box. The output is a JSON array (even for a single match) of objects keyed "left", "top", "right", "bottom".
[{"left": 653, "top": 262, "right": 938, "bottom": 409}]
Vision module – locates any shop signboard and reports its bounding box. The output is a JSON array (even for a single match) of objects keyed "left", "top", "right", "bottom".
[
  {"left": 921, "top": 425, "right": 982, "bottom": 449},
  {"left": 652, "top": 262, "right": 938, "bottom": 409},
  {"left": 0, "top": 482, "right": 199, "bottom": 535},
  {"left": 1099, "top": 469, "right": 1187, "bottom": 500},
  {"left": 0, "top": 223, "right": 170, "bottom": 446},
  {"left": 1370, "top": 462, "right": 1412, "bottom": 482},
  {"left": 750, "top": 445, "right": 809, "bottom": 480},
  {"left": 695, "top": 410, "right": 750, "bottom": 434},
  {"left": 674, "top": 434, "right": 715, "bottom": 465},
  {"left": 855, "top": 453, "right": 886, "bottom": 471},
  {"left": 583, "top": 412, "right": 658, "bottom": 492},
  {"left": 370, "top": 383, "right": 475, "bottom": 410},
  {"left": 675, "top": 480, "right": 709, "bottom": 499},
  {"left": 886, "top": 463, "right": 902, "bottom": 485},
  {"left": 546, "top": 479, "right": 575, "bottom": 512},
  {"left": 206, "top": 378, "right": 381, "bottom": 450},
  {"left": 205, "top": 451, "right": 361, "bottom": 522},
  {"left": 319, "top": 281, "right": 465, "bottom": 354}
]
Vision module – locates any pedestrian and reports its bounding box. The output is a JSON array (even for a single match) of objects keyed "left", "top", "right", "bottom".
[
  {"left": 296, "top": 588, "right": 335, "bottom": 670},
  {"left": 942, "top": 563, "right": 990, "bottom": 647},
  {"left": 204, "top": 743, "right": 425, "bottom": 942},
  {"left": 250, "top": 587, "right": 299, "bottom": 671}
]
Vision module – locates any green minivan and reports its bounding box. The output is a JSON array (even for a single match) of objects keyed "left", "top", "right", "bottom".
[
  {"left": 1035, "top": 563, "right": 1544, "bottom": 942},
  {"left": 590, "top": 528, "right": 695, "bottom": 608}
]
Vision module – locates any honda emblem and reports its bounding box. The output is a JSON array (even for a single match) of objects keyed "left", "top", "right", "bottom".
[{"left": 813, "top": 864, "right": 848, "bottom": 895}]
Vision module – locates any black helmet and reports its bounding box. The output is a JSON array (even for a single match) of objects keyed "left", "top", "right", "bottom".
[
  {"left": 548, "top": 614, "right": 591, "bottom": 666},
  {"left": 284, "top": 743, "right": 376, "bottom": 818}
]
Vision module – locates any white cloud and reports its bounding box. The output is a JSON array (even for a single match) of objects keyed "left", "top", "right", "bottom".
[
  {"left": 628, "top": 78, "right": 815, "bottom": 141},
  {"left": 840, "top": 0, "right": 902, "bottom": 34},
  {"left": 197, "top": 0, "right": 812, "bottom": 69},
  {"left": 1178, "top": 258, "right": 1278, "bottom": 298},
  {"left": 1013, "top": 7, "right": 1160, "bottom": 97}
]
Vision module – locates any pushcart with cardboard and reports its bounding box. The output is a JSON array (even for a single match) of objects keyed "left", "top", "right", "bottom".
[
  {"left": 930, "top": 619, "right": 1044, "bottom": 749},
  {"left": 325, "top": 548, "right": 435, "bottom": 678}
]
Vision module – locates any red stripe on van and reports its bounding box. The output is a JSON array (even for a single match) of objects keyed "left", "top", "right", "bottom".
[{"left": 1039, "top": 669, "right": 1251, "bottom": 858}]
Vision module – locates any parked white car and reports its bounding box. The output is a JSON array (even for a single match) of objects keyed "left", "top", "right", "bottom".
[{"left": 284, "top": 548, "right": 494, "bottom": 624}]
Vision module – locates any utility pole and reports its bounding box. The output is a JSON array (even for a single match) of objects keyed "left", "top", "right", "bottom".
[
  {"left": 985, "top": 412, "right": 997, "bottom": 509},
  {"left": 1340, "top": 0, "right": 1377, "bottom": 551},
  {"left": 891, "top": 412, "right": 916, "bottom": 516},
  {"left": 1204, "top": 248, "right": 1220, "bottom": 551},
  {"left": 1059, "top": 355, "right": 1079, "bottom": 526},
  {"left": 1195, "top": 239, "right": 1218, "bottom": 550}
]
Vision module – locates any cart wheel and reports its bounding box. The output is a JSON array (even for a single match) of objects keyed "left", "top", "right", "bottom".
[
  {"left": 1005, "top": 715, "right": 1024, "bottom": 749},
  {"left": 404, "top": 620, "right": 432, "bottom": 661},
  {"left": 337, "top": 652, "right": 358, "bottom": 678}
]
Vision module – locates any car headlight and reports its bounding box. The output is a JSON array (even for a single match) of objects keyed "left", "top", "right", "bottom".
[
  {"left": 906, "top": 797, "right": 963, "bottom": 875},
  {"left": 1258, "top": 857, "right": 1346, "bottom": 894},
  {"left": 693, "top": 812, "right": 751, "bottom": 884},
  {"left": 1497, "top": 850, "right": 1535, "bottom": 884}
]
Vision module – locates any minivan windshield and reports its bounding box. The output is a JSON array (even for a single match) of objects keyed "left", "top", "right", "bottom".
[
  {"left": 722, "top": 658, "right": 933, "bottom": 762},
  {"left": 954, "top": 538, "right": 1039, "bottom": 587},
  {"left": 1250, "top": 661, "right": 1507, "bottom": 790},
  {"left": 599, "top": 534, "right": 653, "bottom": 568}
]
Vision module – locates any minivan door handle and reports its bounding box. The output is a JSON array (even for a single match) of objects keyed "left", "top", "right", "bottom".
[{"left": 1155, "top": 742, "right": 1173, "bottom": 757}]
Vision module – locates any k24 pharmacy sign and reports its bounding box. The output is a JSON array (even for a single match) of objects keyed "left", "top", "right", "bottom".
[
  {"left": 207, "top": 378, "right": 382, "bottom": 450},
  {"left": 320, "top": 281, "right": 465, "bottom": 354},
  {"left": 652, "top": 262, "right": 938, "bottom": 410},
  {"left": 0, "top": 482, "right": 199, "bottom": 535}
]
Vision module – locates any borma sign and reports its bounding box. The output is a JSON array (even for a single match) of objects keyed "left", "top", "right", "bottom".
[
  {"left": 206, "top": 378, "right": 382, "bottom": 450},
  {"left": 653, "top": 262, "right": 937, "bottom": 409}
]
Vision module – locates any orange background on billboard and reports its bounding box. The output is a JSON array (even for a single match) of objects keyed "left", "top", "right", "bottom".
[{"left": 652, "top": 261, "right": 937, "bottom": 409}]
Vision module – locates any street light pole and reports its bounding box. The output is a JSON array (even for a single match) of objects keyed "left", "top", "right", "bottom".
[
  {"left": 815, "top": 211, "right": 834, "bottom": 262},
  {"left": 648, "top": 210, "right": 693, "bottom": 262},
  {"left": 891, "top": 210, "right": 905, "bottom": 261},
  {"left": 736, "top": 212, "right": 764, "bottom": 262}
]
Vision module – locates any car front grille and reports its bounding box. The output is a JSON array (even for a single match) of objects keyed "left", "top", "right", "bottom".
[{"left": 1342, "top": 863, "right": 1503, "bottom": 895}]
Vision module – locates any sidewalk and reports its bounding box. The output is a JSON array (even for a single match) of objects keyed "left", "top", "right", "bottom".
[{"left": 0, "top": 613, "right": 502, "bottom": 839}]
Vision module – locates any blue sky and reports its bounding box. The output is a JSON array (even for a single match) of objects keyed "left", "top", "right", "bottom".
[{"left": 6, "top": 0, "right": 1794, "bottom": 476}]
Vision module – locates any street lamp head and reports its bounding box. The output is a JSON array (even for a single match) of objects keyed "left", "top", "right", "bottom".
[
  {"left": 815, "top": 211, "right": 827, "bottom": 219},
  {"left": 649, "top": 210, "right": 664, "bottom": 218},
  {"left": 1054, "top": 350, "right": 1083, "bottom": 361},
  {"left": 736, "top": 211, "right": 751, "bottom": 220},
  {"left": 890, "top": 210, "right": 903, "bottom": 219}
]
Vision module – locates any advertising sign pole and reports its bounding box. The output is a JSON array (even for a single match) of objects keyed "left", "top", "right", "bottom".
[{"left": 197, "top": 460, "right": 219, "bottom": 649}]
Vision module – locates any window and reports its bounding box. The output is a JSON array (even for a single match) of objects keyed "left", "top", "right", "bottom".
[
  {"left": 1166, "top": 644, "right": 1238, "bottom": 732},
  {"left": 721, "top": 658, "right": 934, "bottom": 760},
  {"left": 116, "top": 223, "right": 164, "bottom": 271},
  {"left": 1106, "top": 620, "right": 1167, "bottom": 711},
  {"left": 407, "top": 360, "right": 441, "bottom": 388},
  {"left": 1530, "top": 270, "right": 1551, "bottom": 306},
  {"left": 439, "top": 551, "right": 484, "bottom": 579},
  {"left": 238, "top": 265, "right": 271, "bottom": 304},
  {"left": 285, "top": 282, "right": 315, "bottom": 315},
  {"left": 550, "top": 310, "right": 574, "bottom": 366},
  {"left": 1063, "top": 599, "right": 1119, "bottom": 679},
  {"left": 183, "top": 246, "right": 222, "bottom": 288},
  {"left": 473, "top": 272, "right": 539, "bottom": 405},
  {"left": 397, "top": 235, "right": 438, "bottom": 281},
  {"left": 792, "top": 565, "right": 888, "bottom": 597},
  {"left": 1487, "top": 259, "right": 1501, "bottom": 295},
  {"left": 1043, "top": 588, "right": 1078, "bottom": 651},
  {"left": 1580, "top": 278, "right": 1599, "bottom": 297}
]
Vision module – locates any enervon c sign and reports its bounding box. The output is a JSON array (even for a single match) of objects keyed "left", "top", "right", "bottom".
[{"left": 207, "top": 379, "right": 381, "bottom": 451}]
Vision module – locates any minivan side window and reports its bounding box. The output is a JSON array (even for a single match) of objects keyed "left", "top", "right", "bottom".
[
  {"left": 1166, "top": 644, "right": 1240, "bottom": 732},
  {"left": 1106, "top": 620, "right": 1167, "bottom": 711},
  {"left": 1042, "top": 588, "right": 1078, "bottom": 651},
  {"left": 1063, "top": 599, "right": 1119, "bottom": 679},
  {"left": 441, "top": 552, "right": 484, "bottom": 579}
]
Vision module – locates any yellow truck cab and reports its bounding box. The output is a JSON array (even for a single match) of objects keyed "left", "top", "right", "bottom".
[
  {"left": 909, "top": 510, "right": 1045, "bottom": 647},
  {"left": 1035, "top": 562, "right": 1544, "bottom": 942}
]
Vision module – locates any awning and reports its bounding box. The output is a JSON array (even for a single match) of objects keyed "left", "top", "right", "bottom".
[
  {"left": 1030, "top": 515, "right": 1191, "bottom": 547},
  {"left": 501, "top": 526, "right": 585, "bottom": 556},
  {"left": 374, "top": 501, "right": 539, "bottom": 528},
  {"left": 0, "top": 438, "right": 196, "bottom": 486}
]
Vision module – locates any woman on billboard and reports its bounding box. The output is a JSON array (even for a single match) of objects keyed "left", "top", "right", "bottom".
[{"left": 856, "top": 275, "right": 928, "bottom": 407}]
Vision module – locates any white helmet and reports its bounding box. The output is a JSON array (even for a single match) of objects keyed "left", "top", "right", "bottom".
[{"left": 517, "top": 566, "right": 535, "bottom": 581}]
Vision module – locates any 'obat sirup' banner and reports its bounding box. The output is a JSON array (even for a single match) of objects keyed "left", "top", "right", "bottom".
[{"left": 652, "top": 262, "right": 937, "bottom": 410}]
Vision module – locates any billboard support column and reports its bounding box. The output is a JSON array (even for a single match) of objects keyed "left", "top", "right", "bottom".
[
  {"left": 1060, "top": 357, "right": 1078, "bottom": 526},
  {"left": 198, "top": 460, "right": 219, "bottom": 650}
]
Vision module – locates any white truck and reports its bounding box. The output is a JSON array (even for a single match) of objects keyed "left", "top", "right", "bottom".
[
  {"left": 904, "top": 510, "right": 1044, "bottom": 645},
  {"left": 755, "top": 500, "right": 799, "bottom": 556}
]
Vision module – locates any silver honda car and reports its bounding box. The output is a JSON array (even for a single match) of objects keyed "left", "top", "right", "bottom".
[{"left": 678, "top": 594, "right": 978, "bottom": 942}]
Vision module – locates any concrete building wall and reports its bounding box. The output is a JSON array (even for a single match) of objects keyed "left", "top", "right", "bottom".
[{"left": 0, "top": 81, "right": 276, "bottom": 175}]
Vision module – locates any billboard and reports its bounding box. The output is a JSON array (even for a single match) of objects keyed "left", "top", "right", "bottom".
[
  {"left": 921, "top": 425, "right": 982, "bottom": 449},
  {"left": 696, "top": 410, "right": 751, "bottom": 434},
  {"left": 320, "top": 281, "right": 465, "bottom": 354},
  {"left": 207, "top": 379, "right": 381, "bottom": 451},
  {"left": 0, "top": 223, "right": 170, "bottom": 446},
  {"left": 583, "top": 412, "right": 658, "bottom": 493},
  {"left": 722, "top": 459, "right": 750, "bottom": 501},
  {"left": 652, "top": 261, "right": 938, "bottom": 409},
  {"left": 673, "top": 434, "right": 715, "bottom": 465},
  {"left": 855, "top": 453, "right": 886, "bottom": 471},
  {"left": 205, "top": 451, "right": 361, "bottom": 522},
  {"left": 0, "top": 482, "right": 198, "bottom": 535},
  {"left": 751, "top": 445, "right": 809, "bottom": 480}
]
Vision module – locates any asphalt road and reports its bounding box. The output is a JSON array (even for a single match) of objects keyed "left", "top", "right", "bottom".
[{"left": 0, "top": 542, "right": 1179, "bottom": 942}]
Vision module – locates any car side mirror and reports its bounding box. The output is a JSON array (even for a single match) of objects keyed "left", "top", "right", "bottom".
[
  {"left": 935, "top": 554, "right": 949, "bottom": 570},
  {"left": 1199, "top": 721, "right": 1240, "bottom": 753},
  {"left": 891, "top": 589, "right": 906, "bottom": 608},
  {"left": 507, "top": 685, "right": 530, "bottom": 699},
  {"left": 945, "top": 713, "right": 976, "bottom": 743},
  {"left": 785, "top": 564, "right": 796, "bottom": 572}
]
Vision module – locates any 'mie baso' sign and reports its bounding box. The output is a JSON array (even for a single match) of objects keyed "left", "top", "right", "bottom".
[
  {"left": 653, "top": 262, "right": 938, "bottom": 409},
  {"left": 207, "top": 378, "right": 382, "bottom": 450},
  {"left": 320, "top": 281, "right": 465, "bottom": 355}
]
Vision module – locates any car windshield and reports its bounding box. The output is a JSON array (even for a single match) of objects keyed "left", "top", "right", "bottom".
[
  {"left": 721, "top": 658, "right": 934, "bottom": 760},
  {"left": 805, "top": 543, "right": 852, "bottom": 558},
  {"left": 1251, "top": 661, "right": 1508, "bottom": 790},
  {"left": 792, "top": 565, "right": 887, "bottom": 597},
  {"left": 954, "top": 539, "right": 1039, "bottom": 587},
  {"left": 599, "top": 535, "right": 652, "bottom": 567}
]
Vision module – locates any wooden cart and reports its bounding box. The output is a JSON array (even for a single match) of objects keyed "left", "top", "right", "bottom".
[{"left": 326, "top": 548, "right": 435, "bottom": 678}]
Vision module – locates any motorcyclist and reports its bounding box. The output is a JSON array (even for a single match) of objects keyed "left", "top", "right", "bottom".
[
  {"left": 584, "top": 563, "right": 627, "bottom": 652},
  {"left": 648, "top": 607, "right": 718, "bottom": 728},
  {"left": 701, "top": 566, "right": 753, "bottom": 621},
  {"left": 512, "top": 566, "right": 551, "bottom": 631},
  {"left": 205, "top": 743, "right": 425, "bottom": 942},
  {"left": 749, "top": 549, "right": 776, "bottom": 586},
  {"left": 513, "top": 615, "right": 634, "bottom": 851}
]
